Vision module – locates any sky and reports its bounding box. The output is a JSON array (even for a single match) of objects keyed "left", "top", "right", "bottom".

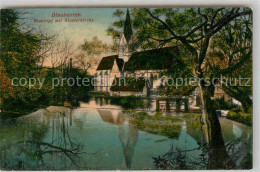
[
  {"left": 23, "top": 8, "right": 125, "bottom": 47},
  {"left": 21, "top": 8, "right": 126, "bottom": 73}
]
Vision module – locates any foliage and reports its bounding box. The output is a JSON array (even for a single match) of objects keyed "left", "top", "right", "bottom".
[
  {"left": 110, "top": 77, "right": 145, "bottom": 92},
  {"left": 110, "top": 96, "right": 151, "bottom": 109},
  {"left": 1, "top": 10, "right": 42, "bottom": 77},
  {"left": 89, "top": 91, "right": 110, "bottom": 97},
  {"left": 226, "top": 111, "right": 252, "bottom": 126},
  {"left": 106, "top": 9, "right": 125, "bottom": 40},
  {"left": 123, "top": 9, "right": 133, "bottom": 43},
  {"left": 213, "top": 97, "right": 234, "bottom": 110},
  {"left": 239, "top": 153, "right": 252, "bottom": 169},
  {"left": 208, "top": 16, "right": 252, "bottom": 112},
  {"left": 81, "top": 36, "right": 109, "bottom": 56},
  {"left": 0, "top": 9, "right": 51, "bottom": 114},
  {"left": 75, "top": 36, "right": 115, "bottom": 72},
  {"left": 91, "top": 96, "right": 152, "bottom": 109},
  {"left": 127, "top": 111, "right": 183, "bottom": 139},
  {"left": 0, "top": 9, "right": 93, "bottom": 117},
  {"left": 0, "top": 60, "right": 16, "bottom": 99},
  {"left": 183, "top": 113, "right": 199, "bottom": 119},
  {"left": 106, "top": 9, "right": 139, "bottom": 51},
  {"left": 153, "top": 140, "right": 252, "bottom": 170},
  {"left": 153, "top": 143, "right": 209, "bottom": 170},
  {"left": 114, "top": 9, "right": 252, "bottom": 169}
]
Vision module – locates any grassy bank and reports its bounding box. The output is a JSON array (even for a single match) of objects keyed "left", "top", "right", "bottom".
[
  {"left": 126, "top": 111, "right": 183, "bottom": 139},
  {"left": 226, "top": 111, "right": 252, "bottom": 126}
]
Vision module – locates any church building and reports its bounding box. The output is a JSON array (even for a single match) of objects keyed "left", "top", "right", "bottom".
[{"left": 94, "top": 9, "right": 180, "bottom": 97}]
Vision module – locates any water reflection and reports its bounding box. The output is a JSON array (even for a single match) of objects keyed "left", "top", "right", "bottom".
[
  {"left": 153, "top": 115, "right": 252, "bottom": 169},
  {"left": 97, "top": 109, "right": 138, "bottom": 169},
  {"left": 0, "top": 100, "right": 252, "bottom": 170},
  {"left": 0, "top": 107, "right": 86, "bottom": 170},
  {"left": 93, "top": 97, "right": 154, "bottom": 111}
]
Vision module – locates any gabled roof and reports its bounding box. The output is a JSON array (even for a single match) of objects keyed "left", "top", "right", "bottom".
[
  {"left": 124, "top": 46, "right": 179, "bottom": 71},
  {"left": 96, "top": 46, "right": 179, "bottom": 71},
  {"left": 96, "top": 55, "right": 124, "bottom": 71}
]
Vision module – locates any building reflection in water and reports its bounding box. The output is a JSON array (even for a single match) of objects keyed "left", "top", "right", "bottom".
[
  {"left": 97, "top": 108, "right": 252, "bottom": 169},
  {"left": 0, "top": 103, "right": 252, "bottom": 170},
  {"left": 97, "top": 109, "right": 138, "bottom": 169}
]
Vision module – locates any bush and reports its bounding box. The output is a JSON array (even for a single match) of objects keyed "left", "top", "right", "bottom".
[
  {"left": 154, "top": 112, "right": 163, "bottom": 118},
  {"left": 214, "top": 97, "right": 234, "bottom": 110},
  {"left": 226, "top": 111, "right": 252, "bottom": 126},
  {"left": 89, "top": 91, "right": 110, "bottom": 97},
  {"left": 127, "top": 111, "right": 183, "bottom": 139},
  {"left": 133, "top": 112, "right": 149, "bottom": 120},
  {"left": 110, "top": 96, "right": 151, "bottom": 109}
]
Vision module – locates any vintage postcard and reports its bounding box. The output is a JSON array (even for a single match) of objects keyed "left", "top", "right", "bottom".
[{"left": 0, "top": 8, "right": 252, "bottom": 170}]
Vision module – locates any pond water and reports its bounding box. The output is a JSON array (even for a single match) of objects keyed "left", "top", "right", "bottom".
[{"left": 0, "top": 99, "right": 252, "bottom": 170}]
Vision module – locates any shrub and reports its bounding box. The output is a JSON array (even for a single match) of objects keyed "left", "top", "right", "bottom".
[
  {"left": 127, "top": 111, "right": 183, "bottom": 139},
  {"left": 154, "top": 112, "right": 163, "bottom": 118},
  {"left": 110, "top": 96, "right": 151, "bottom": 109},
  {"left": 226, "top": 111, "right": 252, "bottom": 126},
  {"left": 214, "top": 97, "right": 234, "bottom": 110},
  {"left": 135, "top": 112, "right": 149, "bottom": 120}
]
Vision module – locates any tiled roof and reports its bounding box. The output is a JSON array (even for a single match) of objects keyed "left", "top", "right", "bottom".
[
  {"left": 97, "top": 46, "right": 179, "bottom": 71},
  {"left": 124, "top": 46, "right": 179, "bottom": 71}
]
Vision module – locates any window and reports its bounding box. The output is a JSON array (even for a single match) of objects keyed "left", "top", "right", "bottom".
[
  {"left": 100, "top": 72, "right": 103, "bottom": 86},
  {"left": 150, "top": 73, "right": 154, "bottom": 89}
]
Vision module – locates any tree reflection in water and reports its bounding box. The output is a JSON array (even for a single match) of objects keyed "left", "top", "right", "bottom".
[
  {"left": 0, "top": 102, "right": 252, "bottom": 170},
  {"left": 153, "top": 115, "right": 252, "bottom": 170},
  {"left": 0, "top": 108, "right": 86, "bottom": 170},
  {"left": 153, "top": 143, "right": 209, "bottom": 169},
  {"left": 153, "top": 141, "right": 252, "bottom": 170},
  {"left": 94, "top": 97, "right": 153, "bottom": 110}
]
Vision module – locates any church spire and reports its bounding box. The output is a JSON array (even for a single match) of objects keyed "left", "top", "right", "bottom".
[{"left": 123, "top": 8, "right": 133, "bottom": 44}]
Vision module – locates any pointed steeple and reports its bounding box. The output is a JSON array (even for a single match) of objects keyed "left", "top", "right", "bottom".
[{"left": 123, "top": 9, "right": 133, "bottom": 44}]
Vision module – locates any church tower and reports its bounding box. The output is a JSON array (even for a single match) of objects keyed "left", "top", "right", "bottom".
[{"left": 118, "top": 9, "right": 133, "bottom": 63}]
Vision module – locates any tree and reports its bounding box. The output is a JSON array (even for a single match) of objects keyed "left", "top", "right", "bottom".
[
  {"left": 106, "top": 9, "right": 140, "bottom": 51},
  {"left": 1, "top": 10, "right": 40, "bottom": 77},
  {"left": 0, "top": 9, "right": 93, "bottom": 115},
  {"left": 0, "top": 9, "right": 51, "bottom": 105},
  {"left": 75, "top": 36, "right": 110, "bottom": 73},
  {"left": 0, "top": 60, "right": 16, "bottom": 99},
  {"left": 106, "top": 9, "right": 125, "bottom": 40},
  {"left": 208, "top": 17, "right": 252, "bottom": 112},
  {"left": 107, "top": 8, "right": 252, "bottom": 169},
  {"left": 124, "top": 9, "right": 133, "bottom": 43}
]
